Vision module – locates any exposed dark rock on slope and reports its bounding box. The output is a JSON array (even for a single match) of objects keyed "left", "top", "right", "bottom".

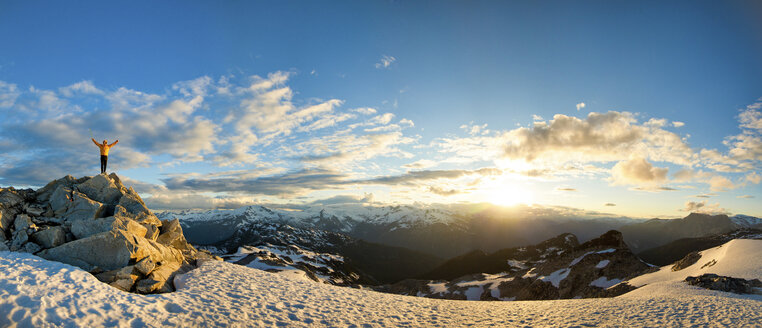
[
  {"left": 0, "top": 174, "right": 218, "bottom": 294},
  {"left": 686, "top": 274, "right": 762, "bottom": 294},
  {"left": 419, "top": 233, "right": 580, "bottom": 280},
  {"left": 223, "top": 243, "right": 365, "bottom": 286},
  {"left": 376, "top": 230, "right": 653, "bottom": 301}
]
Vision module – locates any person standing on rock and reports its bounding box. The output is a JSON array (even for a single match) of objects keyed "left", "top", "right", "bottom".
[{"left": 92, "top": 138, "right": 118, "bottom": 174}]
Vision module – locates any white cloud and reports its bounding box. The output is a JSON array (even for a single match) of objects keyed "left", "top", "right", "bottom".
[
  {"left": 0, "top": 81, "right": 19, "bottom": 108},
  {"left": 375, "top": 55, "right": 396, "bottom": 69},
  {"left": 403, "top": 159, "right": 438, "bottom": 169},
  {"left": 682, "top": 200, "right": 728, "bottom": 215},
  {"left": 399, "top": 118, "right": 415, "bottom": 127},
  {"left": 353, "top": 107, "right": 377, "bottom": 115},
  {"left": 672, "top": 121, "right": 685, "bottom": 128},
  {"left": 611, "top": 157, "right": 668, "bottom": 187},
  {"left": 576, "top": 102, "right": 586, "bottom": 111},
  {"left": 58, "top": 80, "right": 104, "bottom": 97}
]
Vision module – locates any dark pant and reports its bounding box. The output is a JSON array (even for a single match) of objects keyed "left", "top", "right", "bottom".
[{"left": 100, "top": 155, "right": 108, "bottom": 174}]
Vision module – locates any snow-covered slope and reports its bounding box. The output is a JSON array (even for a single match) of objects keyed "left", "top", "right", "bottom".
[
  {"left": 2, "top": 239, "right": 762, "bottom": 327},
  {"left": 628, "top": 239, "right": 762, "bottom": 288}
]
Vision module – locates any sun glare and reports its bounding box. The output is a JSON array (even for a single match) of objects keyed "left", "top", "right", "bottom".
[{"left": 478, "top": 179, "right": 534, "bottom": 207}]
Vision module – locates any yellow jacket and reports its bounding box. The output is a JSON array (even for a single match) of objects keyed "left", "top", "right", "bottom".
[{"left": 92, "top": 138, "right": 118, "bottom": 156}]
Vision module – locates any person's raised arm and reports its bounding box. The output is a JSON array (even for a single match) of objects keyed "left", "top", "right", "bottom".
[
  {"left": 92, "top": 138, "right": 99, "bottom": 146},
  {"left": 109, "top": 140, "right": 119, "bottom": 147}
]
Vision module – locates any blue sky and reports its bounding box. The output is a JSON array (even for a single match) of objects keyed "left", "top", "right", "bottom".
[{"left": 1, "top": 0, "right": 761, "bottom": 217}]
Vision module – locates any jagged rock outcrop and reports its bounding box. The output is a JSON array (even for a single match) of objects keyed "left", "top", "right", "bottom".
[
  {"left": 685, "top": 274, "right": 762, "bottom": 294},
  {"left": 225, "top": 244, "right": 363, "bottom": 286},
  {"left": 671, "top": 251, "right": 701, "bottom": 271},
  {"left": 376, "top": 230, "right": 653, "bottom": 301},
  {"left": 0, "top": 173, "right": 221, "bottom": 294}
]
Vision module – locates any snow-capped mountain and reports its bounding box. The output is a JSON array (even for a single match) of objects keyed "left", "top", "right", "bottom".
[
  {"left": 157, "top": 203, "right": 641, "bottom": 258},
  {"left": 730, "top": 215, "right": 762, "bottom": 228}
]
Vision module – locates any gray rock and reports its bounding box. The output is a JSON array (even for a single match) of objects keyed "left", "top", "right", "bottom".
[
  {"left": 135, "top": 257, "right": 156, "bottom": 276},
  {"left": 63, "top": 191, "right": 104, "bottom": 222},
  {"left": 157, "top": 219, "right": 192, "bottom": 251},
  {"left": 75, "top": 174, "right": 124, "bottom": 205},
  {"left": 21, "top": 242, "right": 42, "bottom": 254},
  {"left": 23, "top": 203, "right": 45, "bottom": 216},
  {"left": 109, "top": 278, "right": 136, "bottom": 292},
  {"left": 672, "top": 251, "right": 701, "bottom": 271},
  {"left": 32, "top": 226, "right": 67, "bottom": 248},
  {"left": 686, "top": 274, "right": 762, "bottom": 294},
  {"left": 38, "top": 229, "right": 184, "bottom": 272},
  {"left": 10, "top": 230, "right": 28, "bottom": 251},
  {"left": 0, "top": 189, "right": 24, "bottom": 207},
  {"left": 70, "top": 216, "right": 147, "bottom": 240},
  {"left": 49, "top": 186, "right": 74, "bottom": 217},
  {"left": 0, "top": 205, "right": 18, "bottom": 233},
  {"left": 117, "top": 188, "right": 151, "bottom": 217},
  {"left": 143, "top": 224, "right": 160, "bottom": 241},
  {"left": 0, "top": 242, "right": 8, "bottom": 252},
  {"left": 13, "top": 214, "right": 33, "bottom": 232},
  {"left": 38, "top": 231, "right": 136, "bottom": 271},
  {"left": 136, "top": 261, "right": 181, "bottom": 294}
]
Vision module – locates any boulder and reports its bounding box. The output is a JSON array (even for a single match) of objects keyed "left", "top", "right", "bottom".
[
  {"left": 49, "top": 186, "right": 104, "bottom": 222},
  {"left": 49, "top": 186, "right": 74, "bottom": 216},
  {"left": 143, "top": 224, "right": 160, "bottom": 241},
  {"left": 39, "top": 228, "right": 184, "bottom": 272},
  {"left": 75, "top": 174, "right": 124, "bottom": 205},
  {"left": 0, "top": 205, "right": 18, "bottom": 233},
  {"left": 13, "top": 214, "right": 33, "bottom": 232},
  {"left": 9, "top": 230, "right": 28, "bottom": 251},
  {"left": 38, "top": 231, "right": 134, "bottom": 271},
  {"left": 686, "top": 274, "right": 762, "bottom": 294},
  {"left": 21, "top": 242, "right": 42, "bottom": 254},
  {"left": 70, "top": 216, "right": 147, "bottom": 240},
  {"left": 672, "top": 251, "right": 701, "bottom": 271},
  {"left": 0, "top": 242, "right": 8, "bottom": 252},
  {"left": 35, "top": 175, "right": 79, "bottom": 202},
  {"left": 23, "top": 204, "right": 45, "bottom": 217},
  {"left": 135, "top": 257, "right": 156, "bottom": 276},
  {"left": 32, "top": 226, "right": 67, "bottom": 248},
  {"left": 110, "top": 278, "right": 136, "bottom": 292},
  {"left": 136, "top": 261, "right": 182, "bottom": 294},
  {"left": 64, "top": 191, "right": 104, "bottom": 222},
  {"left": 117, "top": 188, "right": 151, "bottom": 217},
  {"left": 157, "top": 219, "right": 192, "bottom": 251},
  {"left": 0, "top": 189, "right": 24, "bottom": 208}
]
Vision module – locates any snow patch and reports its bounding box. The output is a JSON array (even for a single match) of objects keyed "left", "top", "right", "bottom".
[{"left": 590, "top": 277, "right": 622, "bottom": 288}]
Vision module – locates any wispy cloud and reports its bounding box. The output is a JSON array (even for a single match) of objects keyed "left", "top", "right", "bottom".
[
  {"left": 375, "top": 55, "right": 396, "bottom": 69},
  {"left": 576, "top": 102, "right": 586, "bottom": 111}
]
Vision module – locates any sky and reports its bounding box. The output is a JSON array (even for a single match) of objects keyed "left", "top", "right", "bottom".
[{"left": 1, "top": 0, "right": 761, "bottom": 218}]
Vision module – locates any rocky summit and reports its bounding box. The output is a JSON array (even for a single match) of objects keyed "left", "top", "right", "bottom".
[{"left": 0, "top": 173, "right": 220, "bottom": 294}]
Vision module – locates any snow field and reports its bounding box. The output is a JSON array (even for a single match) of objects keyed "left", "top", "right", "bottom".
[{"left": 1, "top": 241, "right": 762, "bottom": 327}]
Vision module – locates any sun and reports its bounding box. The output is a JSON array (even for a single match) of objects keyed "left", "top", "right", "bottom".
[{"left": 479, "top": 179, "right": 534, "bottom": 207}]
